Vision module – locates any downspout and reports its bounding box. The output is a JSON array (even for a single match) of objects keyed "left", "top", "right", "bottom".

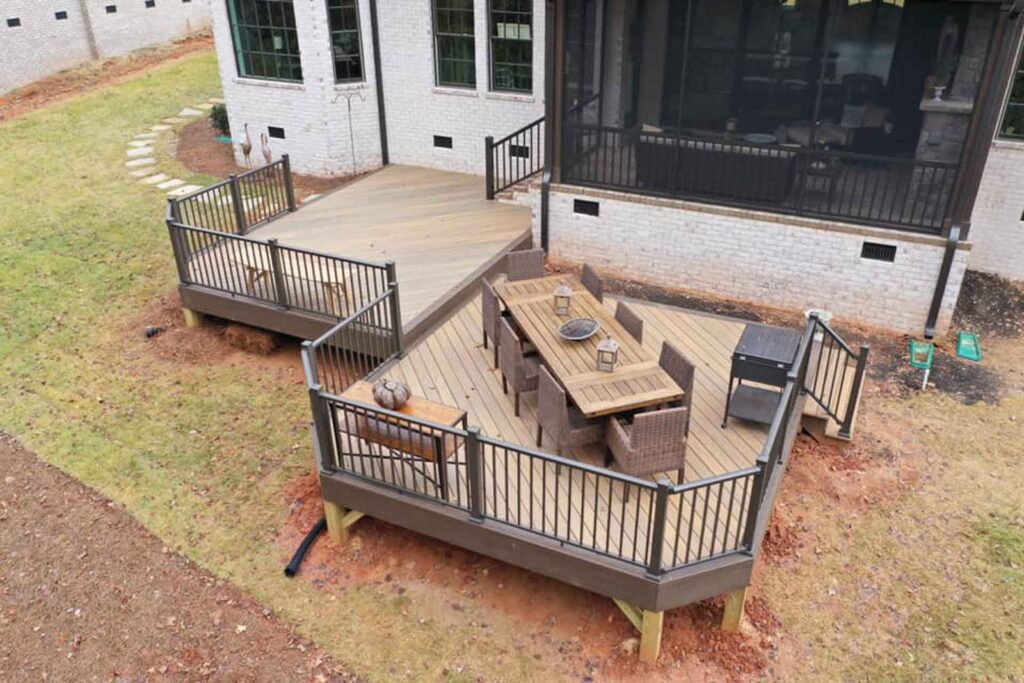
[
  {"left": 924, "top": 4, "right": 1022, "bottom": 338},
  {"left": 540, "top": 0, "right": 558, "bottom": 252},
  {"left": 368, "top": 0, "right": 389, "bottom": 165}
]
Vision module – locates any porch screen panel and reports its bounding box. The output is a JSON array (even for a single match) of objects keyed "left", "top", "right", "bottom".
[
  {"left": 490, "top": 0, "right": 533, "bottom": 93},
  {"left": 227, "top": 0, "right": 303, "bottom": 83},
  {"left": 1000, "top": 47, "right": 1024, "bottom": 139},
  {"left": 327, "top": 0, "right": 363, "bottom": 82},
  {"left": 434, "top": 0, "right": 476, "bottom": 87}
]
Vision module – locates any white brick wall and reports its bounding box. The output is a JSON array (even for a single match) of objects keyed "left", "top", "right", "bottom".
[
  {"left": 0, "top": 0, "right": 210, "bottom": 94},
  {"left": 542, "top": 187, "right": 969, "bottom": 337},
  {"left": 210, "top": 0, "right": 543, "bottom": 177},
  {"left": 969, "top": 140, "right": 1024, "bottom": 281}
]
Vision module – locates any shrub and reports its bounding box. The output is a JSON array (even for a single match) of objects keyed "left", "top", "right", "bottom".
[{"left": 210, "top": 103, "right": 230, "bottom": 137}]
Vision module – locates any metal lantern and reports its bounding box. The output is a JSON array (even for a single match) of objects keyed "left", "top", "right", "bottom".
[
  {"left": 553, "top": 281, "right": 573, "bottom": 316},
  {"left": 596, "top": 335, "right": 620, "bottom": 372}
]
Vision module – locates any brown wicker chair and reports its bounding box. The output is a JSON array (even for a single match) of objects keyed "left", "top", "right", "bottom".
[
  {"left": 481, "top": 279, "right": 502, "bottom": 368},
  {"left": 615, "top": 301, "right": 644, "bottom": 343},
  {"left": 506, "top": 249, "right": 545, "bottom": 281},
  {"left": 536, "top": 365, "right": 604, "bottom": 455},
  {"left": 499, "top": 317, "right": 540, "bottom": 416},
  {"left": 581, "top": 263, "right": 603, "bottom": 302},
  {"left": 658, "top": 341, "right": 695, "bottom": 436},
  {"left": 606, "top": 407, "right": 688, "bottom": 482}
]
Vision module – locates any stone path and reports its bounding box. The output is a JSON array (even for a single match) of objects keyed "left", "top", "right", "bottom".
[{"left": 124, "top": 96, "right": 224, "bottom": 199}]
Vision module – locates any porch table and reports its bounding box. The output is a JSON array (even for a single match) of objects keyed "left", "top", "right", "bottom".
[{"left": 494, "top": 275, "right": 683, "bottom": 418}]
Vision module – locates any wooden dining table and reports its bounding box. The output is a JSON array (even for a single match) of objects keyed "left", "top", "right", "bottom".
[{"left": 494, "top": 274, "right": 684, "bottom": 418}]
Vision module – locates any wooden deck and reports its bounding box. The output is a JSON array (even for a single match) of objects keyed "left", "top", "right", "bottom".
[
  {"left": 250, "top": 166, "right": 532, "bottom": 334},
  {"left": 347, "top": 292, "right": 770, "bottom": 567}
]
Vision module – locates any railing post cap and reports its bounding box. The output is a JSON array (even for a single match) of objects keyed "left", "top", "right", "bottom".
[
  {"left": 268, "top": 237, "right": 279, "bottom": 245},
  {"left": 467, "top": 425, "right": 481, "bottom": 435}
]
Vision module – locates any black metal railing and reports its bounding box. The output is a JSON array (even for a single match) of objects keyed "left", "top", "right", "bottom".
[
  {"left": 562, "top": 123, "right": 958, "bottom": 234},
  {"left": 804, "top": 317, "right": 870, "bottom": 439},
  {"left": 485, "top": 117, "right": 545, "bottom": 199},
  {"left": 172, "top": 156, "right": 296, "bottom": 235}
]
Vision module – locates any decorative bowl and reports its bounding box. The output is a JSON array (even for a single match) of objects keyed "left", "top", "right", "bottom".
[
  {"left": 558, "top": 317, "right": 601, "bottom": 341},
  {"left": 372, "top": 378, "right": 411, "bottom": 410}
]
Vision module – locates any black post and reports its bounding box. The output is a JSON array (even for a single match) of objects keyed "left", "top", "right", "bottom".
[
  {"left": 465, "top": 427, "right": 484, "bottom": 521},
  {"left": 485, "top": 135, "right": 496, "bottom": 200},
  {"left": 839, "top": 345, "right": 870, "bottom": 440},
  {"left": 742, "top": 466, "right": 766, "bottom": 551},
  {"left": 282, "top": 155, "right": 297, "bottom": 212},
  {"left": 267, "top": 238, "right": 290, "bottom": 309},
  {"left": 646, "top": 479, "right": 672, "bottom": 576},
  {"left": 385, "top": 261, "right": 403, "bottom": 356},
  {"left": 166, "top": 215, "right": 189, "bottom": 285},
  {"left": 307, "top": 384, "right": 335, "bottom": 473},
  {"left": 228, "top": 174, "right": 247, "bottom": 235}
]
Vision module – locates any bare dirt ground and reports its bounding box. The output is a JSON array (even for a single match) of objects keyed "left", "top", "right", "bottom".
[
  {"left": 175, "top": 118, "right": 357, "bottom": 202},
  {"left": 0, "top": 33, "right": 214, "bottom": 123},
  {"left": 0, "top": 433, "right": 355, "bottom": 682}
]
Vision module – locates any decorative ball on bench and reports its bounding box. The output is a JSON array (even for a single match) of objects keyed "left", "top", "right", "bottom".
[{"left": 372, "top": 378, "right": 411, "bottom": 410}]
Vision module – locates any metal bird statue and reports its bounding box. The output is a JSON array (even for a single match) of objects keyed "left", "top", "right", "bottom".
[
  {"left": 261, "top": 132, "right": 272, "bottom": 166},
  {"left": 241, "top": 123, "right": 253, "bottom": 167}
]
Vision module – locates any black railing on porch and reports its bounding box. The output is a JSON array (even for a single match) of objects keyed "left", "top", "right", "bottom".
[
  {"left": 562, "top": 123, "right": 958, "bottom": 235},
  {"left": 485, "top": 117, "right": 545, "bottom": 199}
]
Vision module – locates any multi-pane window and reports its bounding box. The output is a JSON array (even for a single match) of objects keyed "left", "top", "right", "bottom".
[
  {"left": 999, "top": 49, "right": 1024, "bottom": 140},
  {"left": 433, "top": 0, "right": 476, "bottom": 88},
  {"left": 326, "top": 0, "right": 363, "bottom": 82},
  {"left": 227, "top": 0, "right": 303, "bottom": 83},
  {"left": 490, "top": 0, "right": 532, "bottom": 93}
]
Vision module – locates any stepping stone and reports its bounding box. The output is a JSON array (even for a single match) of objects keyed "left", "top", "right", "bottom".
[
  {"left": 128, "top": 140, "right": 151, "bottom": 147},
  {"left": 126, "top": 146, "right": 154, "bottom": 157},
  {"left": 162, "top": 117, "right": 187, "bottom": 124},
  {"left": 197, "top": 103, "right": 215, "bottom": 110},
  {"left": 167, "top": 184, "right": 203, "bottom": 197},
  {"left": 134, "top": 132, "right": 160, "bottom": 139},
  {"left": 125, "top": 158, "right": 157, "bottom": 168},
  {"left": 208, "top": 97, "right": 225, "bottom": 104},
  {"left": 142, "top": 173, "right": 171, "bottom": 185},
  {"left": 157, "top": 178, "right": 185, "bottom": 190},
  {"left": 178, "top": 107, "right": 203, "bottom": 117},
  {"left": 130, "top": 168, "right": 159, "bottom": 178},
  {"left": 151, "top": 124, "right": 172, "bottom": 131}
]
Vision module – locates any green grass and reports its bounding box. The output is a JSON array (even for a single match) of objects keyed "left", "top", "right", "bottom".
[{"left": 0, "top": 52, "right": 553, "bottom": 682}]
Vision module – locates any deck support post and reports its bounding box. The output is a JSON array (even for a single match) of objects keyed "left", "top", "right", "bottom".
[
  {"left": 639, "top": 609, "right": 664, "bottom": 663},
  {"left": 323, "top": 500, "right": 349, "bottom": 544},
  {"left": 722, "top": 587, "right": 748, "bottom": 632},
  {"left": 182, "top": 307, "right": 203, "bottom": 328}
]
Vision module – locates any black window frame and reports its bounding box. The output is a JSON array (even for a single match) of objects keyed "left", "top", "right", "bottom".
[
  {"left": 226, "top": 0, "right": 303, "bottom": 84},
  {"left": 326, "top": 0, "right": 364, "bottom": 83},
  {"left": 999, "top": 41, "right": 1024, "bottom": 140},
  {"left": 489, "top": 0, "right": 532, "bottom": 93},
  {"left": 432, "top": 0, "right": 476, "bottom": 88}
]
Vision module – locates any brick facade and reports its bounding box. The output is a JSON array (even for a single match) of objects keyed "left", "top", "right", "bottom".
[
  {"left": 970, "top": 140, "right": 1024, "bottom": 281},
  {"left": 1, "top": 0, "right": 210, "bottom": 94}
]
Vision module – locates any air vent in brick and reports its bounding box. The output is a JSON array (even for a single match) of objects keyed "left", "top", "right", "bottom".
[
  {"left": 433, "top": 135, "right": 453, "bottom": 149},
  {"left": 268, "top": 126, "right": 286, "bottom": 139},
  {"left": 55, "top": 10, "right": 69, "bottom": 19},
  {"left": 574, "top": 199, "right": 600, "bottom": 217},
  {"left": 861, "top": 242, "right": 896, "bottom": 262},
  {"left": 7, "top": 17, "right": 21, "bottom": 27}
]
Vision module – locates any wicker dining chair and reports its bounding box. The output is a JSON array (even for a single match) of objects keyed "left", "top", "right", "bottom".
[
  {"left": 615, "top": 301, "right": 644, "bottom": 343},
  {"left": 481, "top": 279, "right": 502, "bottom": 368},
  {"left": 580, "top": 263, "right": 603, "bottom": 302},
  {"left": 606, "top": 407, "right": 688, "bottom": 482},
  {"left": 658, "top": 341, "right": 695, "bottom": 436},
  {"left": 536, "top": 365, "right": 604, "bottom": 455},
  {"left": 498, "top": 317, "right": 540, "bottom": 417},
  {"left": 506, "top": 249, "right": 545, "bottom": 281}
]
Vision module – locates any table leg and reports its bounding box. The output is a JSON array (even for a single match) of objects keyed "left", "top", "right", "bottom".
[{"left": 722, "top": 371, "right": 735, "bottom": 428}]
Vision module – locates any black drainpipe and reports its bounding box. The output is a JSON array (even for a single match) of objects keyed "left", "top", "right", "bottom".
[
  {"left": 540, "top": 0, "right": 558, "bottom": 252},
  {"left": 368, "top": 0, "right": 389, "bottom": 165},
  {"left": 924, "top": 222, "right": 962, "bottom": 340}
]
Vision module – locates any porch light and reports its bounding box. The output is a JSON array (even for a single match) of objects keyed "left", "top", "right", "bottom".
[
  {"left": 554, "top": 281, "right": 573, "bottom": 316},
  {"left": 596, "top": 335, "right": 620, "bottom": 372}
]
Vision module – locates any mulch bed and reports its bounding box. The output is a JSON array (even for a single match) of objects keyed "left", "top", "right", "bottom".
[{"left": 952, "top": 270, "right": 1024, "bottom": 338}]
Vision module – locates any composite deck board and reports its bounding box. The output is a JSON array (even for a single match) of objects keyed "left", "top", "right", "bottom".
[
  {"left": 331, "top": 291, "right": 771, "bottom": 566},
  {"left": 236, "top": 166, "right": 531, "bottom": 329}
]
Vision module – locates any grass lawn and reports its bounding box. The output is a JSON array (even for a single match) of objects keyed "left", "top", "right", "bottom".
[{"left": 2, "top": 49, "right": 1021, "bottom": 682}]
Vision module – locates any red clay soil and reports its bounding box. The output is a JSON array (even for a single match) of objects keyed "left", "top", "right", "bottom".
[
  {"left": 175, "top": 118, "right": 355, "bottom": 202},
  {"left": 0, "top": 33, "right": 214, "bottom": 123},
  {"left": 0, "top": 433, "right": 355, "bottom": 682}
]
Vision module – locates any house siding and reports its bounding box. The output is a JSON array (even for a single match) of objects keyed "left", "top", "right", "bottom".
[
  {"left": 1, "top": 0, "right": 210, "bottom": 95},
  {"left": 969, "top": 140, "right": 1024, "bottom": 282},
  {"left": 539, "top": 186, "right": 969, "bottom": 337}
]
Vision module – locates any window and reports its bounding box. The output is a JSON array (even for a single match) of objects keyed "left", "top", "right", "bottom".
[
  {"left": 226, "top": 0, "right": 302, "bottom": 83},
  {"left": 490, "top": 0, "right": 532, "bottom": 92},
  {"left": 1000, "top": 46, "right": 1024, "bottom": 140},
  {"left": 55, "top": 10, "right": 69, "bottom": 19},
  {"left": 326, "top": 0, "right": 363, "bottom": 82},
  {"left": 433, "top": 0, "right": 476, "bottom": 87}
]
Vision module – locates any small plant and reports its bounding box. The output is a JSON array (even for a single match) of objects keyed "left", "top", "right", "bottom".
[{"left": 210, "top": 103, "right": 230, "bottom": 137}]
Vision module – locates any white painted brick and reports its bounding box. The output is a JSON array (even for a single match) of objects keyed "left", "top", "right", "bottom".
[{"left": 969, "top": 141, "right": 1024, "bottom": 281}]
